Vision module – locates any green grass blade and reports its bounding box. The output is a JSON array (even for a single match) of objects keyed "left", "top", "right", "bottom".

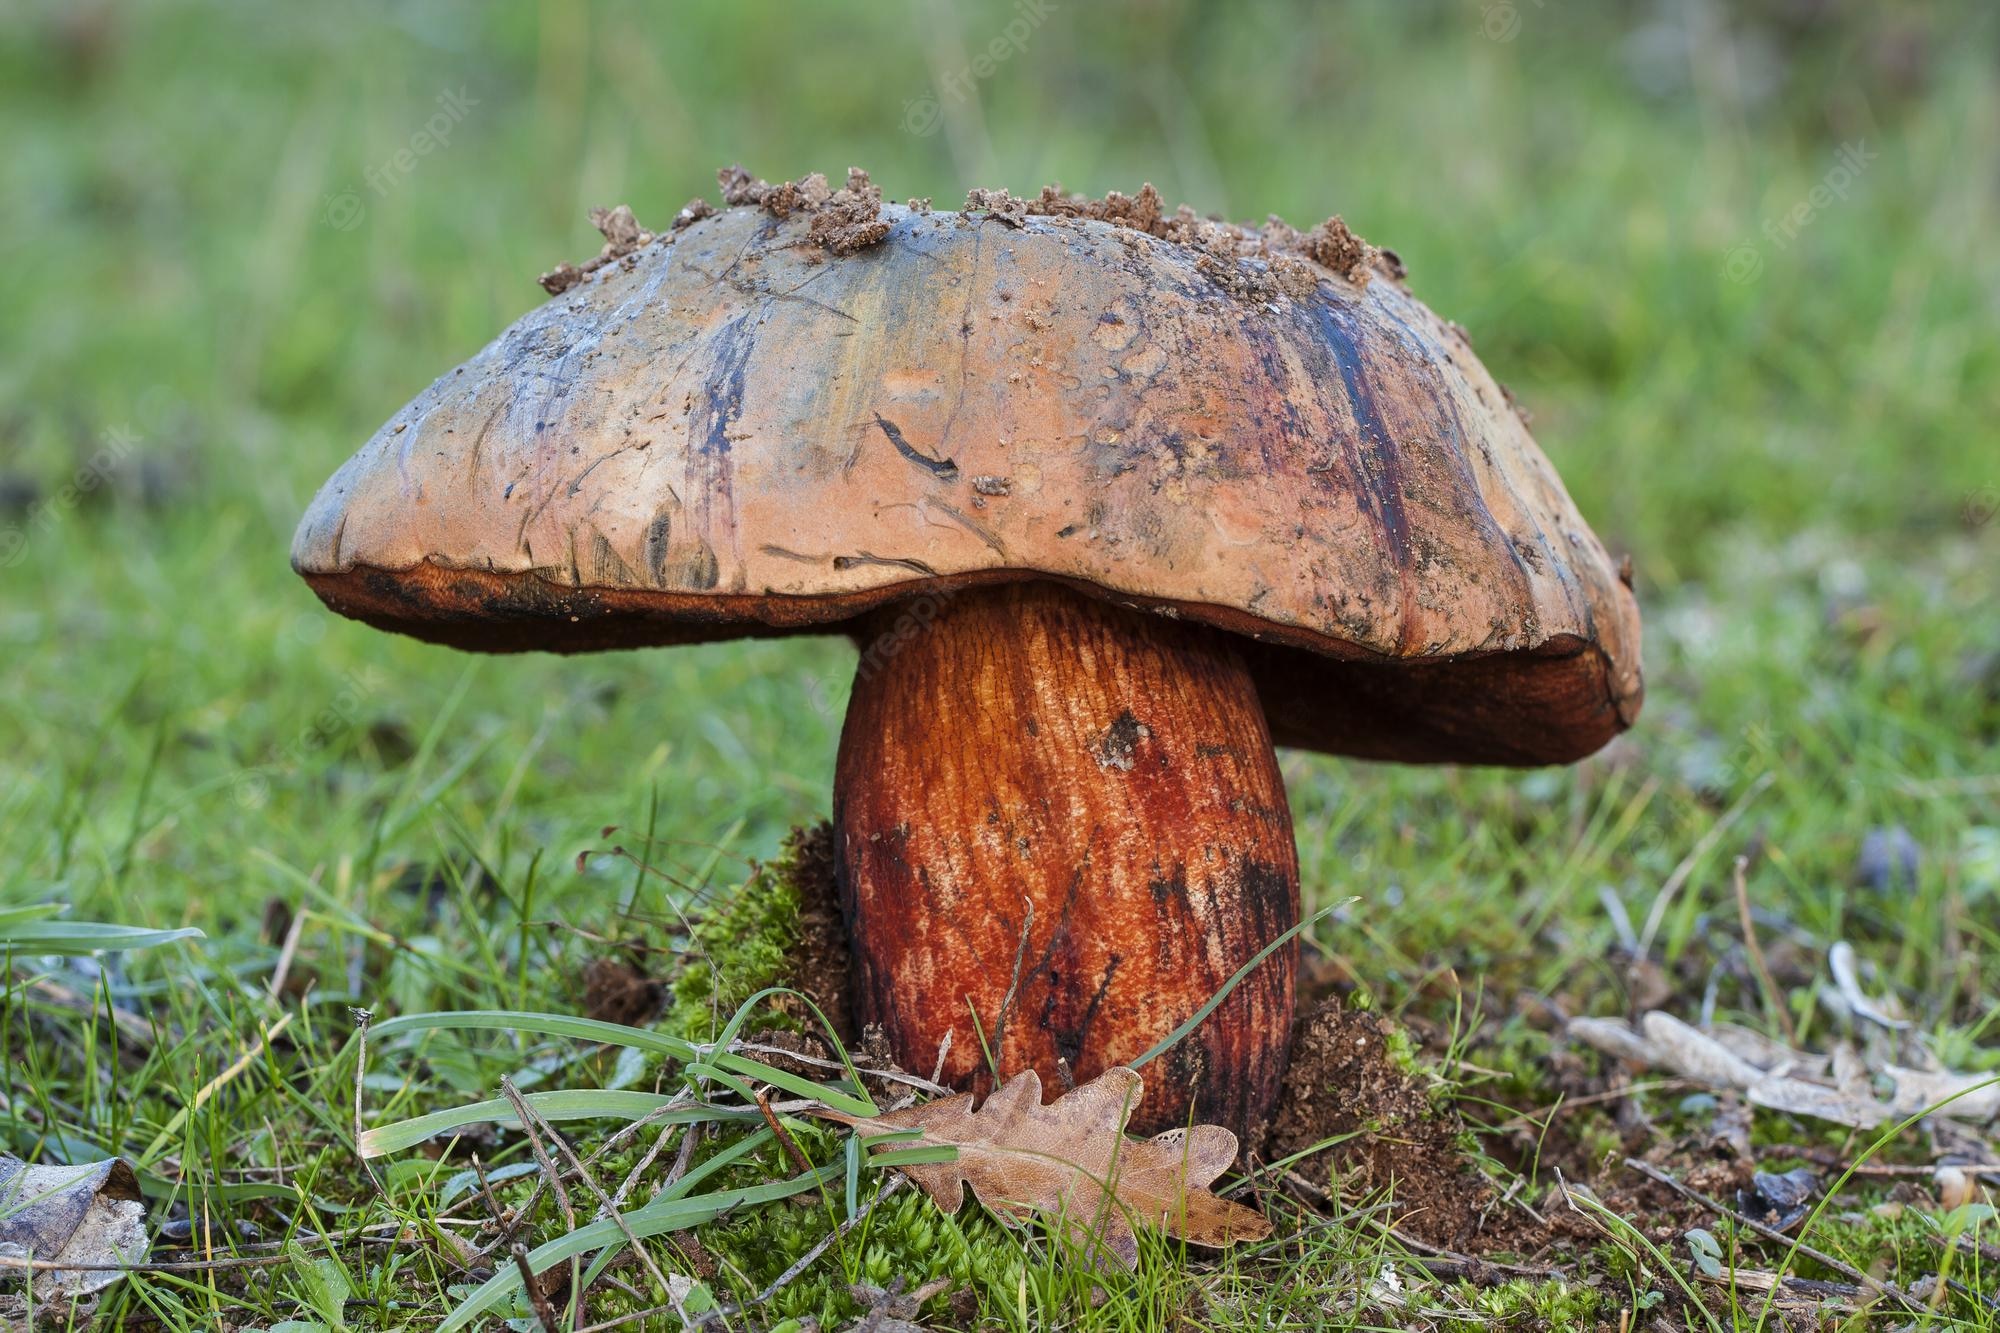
[
  {"left": 368, "top": 1009, "right": 698, "bottom": 1061},
  {"left": 1130, "top": 901, "right": 1347, "bottom": 1070},
  {"left": 358, "top": 1089, "right": 750, "bottom": 1158},
  {"left": 438, "top": 1165, "right": 842, "bottom": 1332},
  {"left": 0, "top": 920, "right": 204, "bottom": 953},
  {"left": 708, "top": 1050, "right": 878, "bottom": 1116}
]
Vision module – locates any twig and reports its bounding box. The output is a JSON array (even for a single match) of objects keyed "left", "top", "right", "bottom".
[
  {"left": 499, "top": 1079, "right": 578, "bottom": 1230},
  {"left": 510, "top": 1081, "right": 687, "bottom": 1323},
  {"left": 611, "top": 1120, "right": 683, "bottom": 1214},
  {"left": 468, "top": 1154, "right": 511, "bottom": 1229},
  {"left": 1621, "top": 1157, "right": 1925, "bottom": 1314},
  {"left": 513, "top": 1243, "right": 561, "bottom": 1333},
  {"left": 1277, "top": 1169, "right": 1563, "bottom": 1280},
  {"left": 990, "top": 895, "right": 1036, "bottom": 1068},
  {"left": 728, "top": 1041, "right": 952, "bottom": 1096},
  {"left": 662, "top": 1118, "right": 703, "bottom": 1193},
  {"left": 1759, "top": 1149, "right": 2000, "bottom": 1182},
  {"left": 1488, "top": 1078, "right": 1694, "bottom": 1134},
  {"left": 350, "top": 1008, "right": 387, "bottom": 1197},
  {"left": 1636, "top": 771, "right": 1773, "bottom": 959},
  {"left": 752, "top": 1088, "right": 813, "bottom": 1175},
  {"left": 1695, "top": 1268, "right": 1861, "bottom": 1306},
  {"left": 268, "top": 901, "right": 308, "bottom": 998},
  {"left": 689, "top": 1175, "right": 908, "bottom": 1329},
  {"left": 1731, "top": 855, "right": 1797, "bottom": 1046},
  {"left": 0, "top": 1252, "right": 295, "bottom": 1274},
  {"left": 500, "top": 1077, "right": 581, "bottom": 1328}
]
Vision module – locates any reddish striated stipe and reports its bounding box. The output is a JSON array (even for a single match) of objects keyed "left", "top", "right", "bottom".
[{"left": 834, "top": 582, "right": 1299, "bottom": 1137}]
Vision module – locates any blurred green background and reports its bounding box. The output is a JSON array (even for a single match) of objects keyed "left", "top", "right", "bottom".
[{"left": 2, "top": 0, "right": 1996, "bottom": 994}]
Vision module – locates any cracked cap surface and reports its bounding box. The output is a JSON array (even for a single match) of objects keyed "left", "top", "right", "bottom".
[{"left": 293, "top": 201, "right": 1642, "bottom": 764}]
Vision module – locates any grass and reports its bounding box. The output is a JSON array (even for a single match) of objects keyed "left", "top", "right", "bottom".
[{"left": 3, "top": 0, "right": 1997, "bottom": 1327}]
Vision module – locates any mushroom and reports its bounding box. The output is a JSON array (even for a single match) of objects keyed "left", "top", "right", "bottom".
[{"left": 293, "top": 180, "right": 1641, "bottom": 1136}]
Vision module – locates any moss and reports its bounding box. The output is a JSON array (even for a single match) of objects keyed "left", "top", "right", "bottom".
[
  {"left": 1445, "top": 1277, "right": 1602, "bottom": 1331},
  {"left": 662, "top": 824, "right": 843, "bottom": 1041},
  {"left": 696, "top": 1134, "right": 1026, "bottom": 1328}
]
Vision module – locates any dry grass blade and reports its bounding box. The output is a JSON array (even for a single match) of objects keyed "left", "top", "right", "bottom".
[{"left": 814, "top": 1065, "right": 1269, "bottom": 1267}]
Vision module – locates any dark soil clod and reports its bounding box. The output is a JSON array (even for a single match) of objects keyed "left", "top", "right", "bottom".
[{"left": 1262, "top": 1000, "right": 1497, "bottom": 1250}]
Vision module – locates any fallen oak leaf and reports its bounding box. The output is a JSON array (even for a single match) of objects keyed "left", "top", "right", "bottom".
[
  {"left": 0, "top": 1154, "right": 149, "bottom": 1297},
  {"left": 812, "top": 1066, "right": 1269, "bottom": 1267}
]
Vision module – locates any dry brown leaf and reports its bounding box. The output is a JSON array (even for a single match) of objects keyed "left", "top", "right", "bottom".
[
  {"left": 1568, "top": 1011, "right": 2000, "bottom": 1129},
  {"left": 818, "top": 1066, "right": 1269, "bottom": 1267},
  {"left": 0, "top": 1154, "right": 149, "bottom": 1297}
]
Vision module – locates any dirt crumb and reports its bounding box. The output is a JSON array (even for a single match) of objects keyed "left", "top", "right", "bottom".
[
  {"left": 807, "top": 167, "right": 892, "bottom": 256},
  {"left": 717, "top": 163, "right": 768, "bottom": 207},
  {"left": 539, "top": 202, "right": 661, "bottom": 295},
  {"left": 582, "top": 956, "right": 664, "bottom": 1028},
  {"left": 544, "top": 170, "right": 1395, "bottom": 301},
  {"left": 1264, "top": 1001, "right": 1499, "bottom": 1250},
  {"left": 714, "top": 164, "right": 891, "bottom": 256},
  {"left": 773, "top": 821, "right": 855, "bottom": 1039},
  {"left": 963, "top": 186, "right": 1028, "bottom": 226},
  {"left": 1305, "top": 214, "right": 1372, "bottom": 281},
  {"left": 1010, "top": 181, "right": 1392, "bottom": 301},
  {"left": 671, "top": 196, "right": 714, "bottom": 231}
]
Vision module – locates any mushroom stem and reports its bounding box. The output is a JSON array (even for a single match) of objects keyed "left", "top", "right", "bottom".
[{"left": 833, "top": 581, "right": 1299, "bottom": 1135}]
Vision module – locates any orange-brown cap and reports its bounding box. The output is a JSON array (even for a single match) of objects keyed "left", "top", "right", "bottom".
[{"left": 294, "top": 188, "right": 1641, "bottom": 765}]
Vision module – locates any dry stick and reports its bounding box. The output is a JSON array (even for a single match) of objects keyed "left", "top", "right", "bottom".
[
  {"left": 1635, "top": 771, "right": 1773, "bottom": 960},
  {"left": 684, "top": 1175, "right": 910, "bottom": 1331},
  {"left": 476, "top": 1094, "right": 714, "bottom": 1259},
  {"left": 989, "top": 895, "right": 1036, "bottom": 1067},
  {"left": 499, "top": 1077, "right": 582, "bottom": 1330},
  {"left": 1489, "top": 1078, "right": 1695, "bottom": 1135},
  {"left": 513, "top": 1243, "right": 562, "bottom": 1333},
  {"left": 730, "top": 1041, "right": 953, "bottom": 1097},
  {"left": 507, "top": 1084, "right": 687, "bottom": 1324},
  {"left": 753, "top": 1088, "right": 813, "bottom": 1175},
  {"left": 268, "top": 900, "right": 309, "bottom": 998},
  {"left": 1731, "top": 855, "right": 1797, "bottom": 1046},
  {"left": 610, "top": 1120, "right": 683, "bottom": 1214},
  {"left": 468, "top": 1155, "right": 510, "bottom": 1230},
  {"left": 1695, "top": 1269, "right": 1862, "bottom": 1304},
  {"left": 1620, "top": 1157, "right": 1925, "bottom": 1314},
  {"left": 0, "top": 1252, "right": 297, "bottom": 1275},
  {"left": 349, "top": 1008, "right": 387, "bottom": 1197},
  {"left": 1277, "top": 1169, "right": 1562, "bottom": 1280}
]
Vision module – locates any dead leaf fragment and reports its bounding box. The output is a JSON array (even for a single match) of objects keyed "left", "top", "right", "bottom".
[
  {"left": 819, "top": 1066, "right": 1269, "bottom": 1267},
  {"left": 0, "top": 1154, "right": 149, "bottom": 1297},
  {"left": 1568, "top": 1010, "right": 2000, "bottom": 1128}
]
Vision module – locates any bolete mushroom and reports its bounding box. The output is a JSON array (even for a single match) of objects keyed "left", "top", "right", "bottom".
[{"left": 294, "top": 172, "right": 1641, "bottom": 1136}]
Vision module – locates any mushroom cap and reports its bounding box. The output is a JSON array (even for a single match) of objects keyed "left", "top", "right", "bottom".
[{"left": 294, "top": 201, "right": 1641, "bottom": 764}]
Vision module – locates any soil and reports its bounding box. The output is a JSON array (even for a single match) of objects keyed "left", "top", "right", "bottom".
[
  {"left": 538, "top": 202, "right": 664, "bottom": 295},
  {"left": 753, "top": 827, "right": 1784, "bottom": 1292},
  {"left": 1261, "top": 1000, "right": 1509, "bottom": 1251},
  {"left": 717, "top": 164, "right": 892, "bottom": 257},
  {"left": 962, "top": 180, "right": 1395, "bottom": 293},
  {"left": 771, "top": 821, "right": 855, "bottom": 1040},
  {"left": 538, "top": 167, "right": 1403, "bottom": 301},
  {"left": 582, "top": 956, "right": 664, "bottom": 1028}
]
